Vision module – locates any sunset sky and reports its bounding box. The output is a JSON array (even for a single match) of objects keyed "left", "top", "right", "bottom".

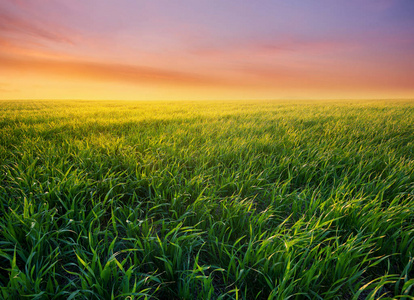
[{"left": 1, "top": 0, "right": 414, "bottom": 100}]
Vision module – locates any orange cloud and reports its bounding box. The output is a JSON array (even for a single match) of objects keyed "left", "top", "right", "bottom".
[{"left": 0, "top": 53, "right": 234, "bottom": 87}]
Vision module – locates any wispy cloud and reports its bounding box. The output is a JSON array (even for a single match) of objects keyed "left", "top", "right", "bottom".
[
  {"left": 0, "top": 12, "right": 74, "bottom": 45},
  {"left": 0, "top": 54, "right": 233, "bottom": 87},
  {"left": 187, "top": 36, "right": 363, "bottom": 72}
]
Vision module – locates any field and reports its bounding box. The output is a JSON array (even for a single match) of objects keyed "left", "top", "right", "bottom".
[{"left": 0, "top": 99, "right": 413, "bottom": 299}]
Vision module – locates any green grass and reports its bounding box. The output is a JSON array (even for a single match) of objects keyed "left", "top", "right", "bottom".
[{"left": 0, "top": 99, "right": 413, "bottom": 299}]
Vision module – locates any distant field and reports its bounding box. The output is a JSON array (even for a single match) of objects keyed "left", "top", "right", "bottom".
[{"left": 0, "top": 99, "right": 413, "bottom": 299}]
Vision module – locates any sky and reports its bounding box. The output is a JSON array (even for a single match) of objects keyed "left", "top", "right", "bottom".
[{"left": 1, "top": 0, "right": 414, "bottom": 100}]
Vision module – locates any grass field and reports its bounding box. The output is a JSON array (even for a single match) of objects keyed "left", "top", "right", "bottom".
[{"left": 0, "top": 99, "right": 413, "bottom": 299}]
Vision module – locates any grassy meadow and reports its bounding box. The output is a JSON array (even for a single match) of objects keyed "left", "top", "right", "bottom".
[{"left": 0, "top": 99, "right": 413, "bottom": 299}]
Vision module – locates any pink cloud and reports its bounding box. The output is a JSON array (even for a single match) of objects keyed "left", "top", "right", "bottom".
[
  {"left": 190, "top": 35, "right": 361, "bottom": 61},
  {"left": 0, "top": 12, "right": 74, "bottom": 44}
]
